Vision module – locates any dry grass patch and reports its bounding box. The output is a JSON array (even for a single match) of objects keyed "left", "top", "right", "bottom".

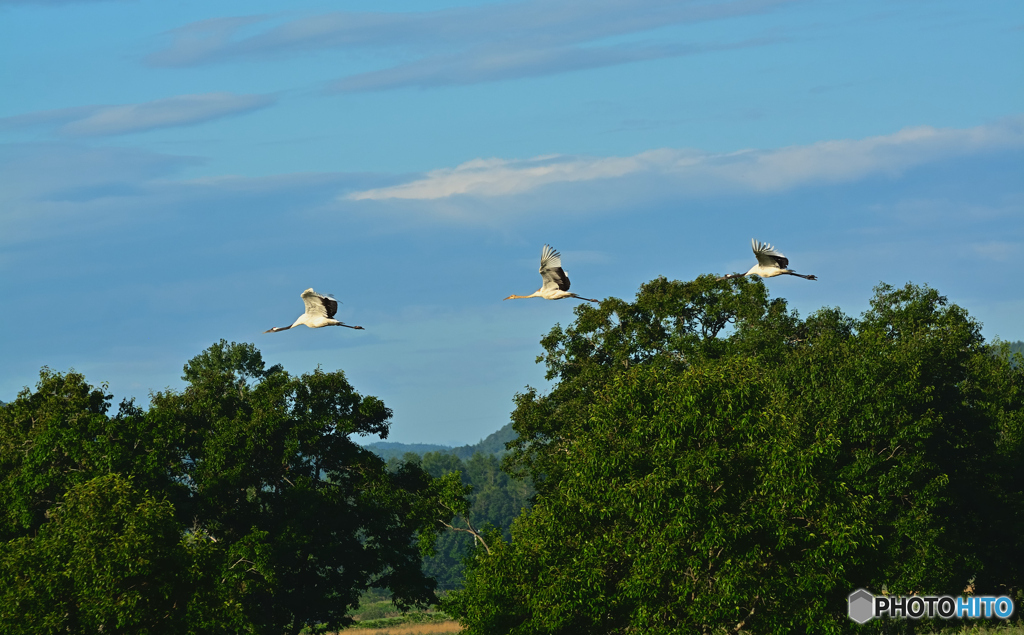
[{"left": 336, "top": 621, "right": 462, "bottom": 634}]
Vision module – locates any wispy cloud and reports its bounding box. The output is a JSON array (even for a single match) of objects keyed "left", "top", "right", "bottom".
[
  {"left": 0, "top": 143, "right": 197, "bottom": 206},
  {"left": 0, "top": 141, "right": 396, "bottom": 247},
  {"left": 146, "top": 16, "right": 270, "bottom": 67},
  {"left": 348, "top": 117, "right": 1024, "bottom": 200},
  {"left": 969, "top": 241, "right": 1022, "bottom": 263},
  {"left": 148, "top": 0, "right": 797, "bottom": 90},
  {"left": 2, "top": 92, "right": 275, "bottom": 137},
  {"left": 0, "top": 0, "right": 128, "bottom": 4},
  {"left": 330, "top": 38, "right": 776, "bottom": 93}
]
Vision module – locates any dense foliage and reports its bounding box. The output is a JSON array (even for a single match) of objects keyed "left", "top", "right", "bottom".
[
  {"left": 396, "top": 451, "right": 533, "bottom": 590},
  {"left": 445, "top": 277, "right": 1024, "bottom": 634},
  {"left": 0, "top": 341, "right": 461, "bottom": 635}
]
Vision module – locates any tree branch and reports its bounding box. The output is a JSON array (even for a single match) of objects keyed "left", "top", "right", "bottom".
[
  {"left": 731, "top": 595, "right": 759, "bottom": 633},
  {"left": 438, "top": 516, "right": 491, "bottom": 555}
]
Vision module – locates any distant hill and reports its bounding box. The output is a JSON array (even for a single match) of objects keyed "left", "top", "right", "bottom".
[
  {"left": 1005, "top": 340, "right": 1023, "bottom": 367},
  {"left": 364, "top": 423, "right": 516, "bottom": 462},
  {"left": 361, "top": 442, "right": 453, "bottom": 461}
]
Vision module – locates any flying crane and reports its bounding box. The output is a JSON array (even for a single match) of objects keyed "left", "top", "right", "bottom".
[
  {"left": 264, "top": 288, "right": 364, "bottom": 333},
  {"left": 718, "top": 239, "right": 818, "bottom": 281},
  {"left": 504, "top": 244, "right": 599, "bottom": 303}
]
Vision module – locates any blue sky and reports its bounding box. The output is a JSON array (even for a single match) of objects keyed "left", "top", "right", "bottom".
[{"left": 1, "top": 0, "right": 1021, "bottom": 445}]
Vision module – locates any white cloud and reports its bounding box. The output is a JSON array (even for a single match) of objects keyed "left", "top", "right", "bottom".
[
  {"left": 349, "top": 117, "right": 1024, "bottom": 201},
  {"left": 2, "top": 93, "right": 275, "bottom": 137},
  {"left": 349, "top": 152, "right": 672, "bottom": 200}
]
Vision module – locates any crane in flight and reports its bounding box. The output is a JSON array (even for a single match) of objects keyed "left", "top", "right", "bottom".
[
  {"left": 504, "top": 244, "right": 599, "bottom": 303},
  {"left": 718, "top": 239, "right": 818, "bottom": 281},
  {"left": 264, "top": 288, "right": 364, "bottom": 333}
]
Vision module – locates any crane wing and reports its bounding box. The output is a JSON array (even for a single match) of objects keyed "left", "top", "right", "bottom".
[
  {"left": 751, "top": 239, "right": 789, "bottom": 269},
  {"left": 539, "top": 244, "right": 570, "bottom": 292},
  {"left": 300, "top": 288, "right": 338, "bottom": 319}
]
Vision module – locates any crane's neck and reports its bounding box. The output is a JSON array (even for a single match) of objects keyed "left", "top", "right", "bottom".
[{"left": 504, "top": 291, "right": 542, "bottom": 300}]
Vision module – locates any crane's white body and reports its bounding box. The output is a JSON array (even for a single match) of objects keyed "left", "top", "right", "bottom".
[
  {"left": 719, "top": 239, "right": 817, "bottom": 281},
  {"left": 504, "top": 244, "right": 599, "bottom": 303},
  {"left": 264, "top": 288, "right": 364, "bottom": 333}
]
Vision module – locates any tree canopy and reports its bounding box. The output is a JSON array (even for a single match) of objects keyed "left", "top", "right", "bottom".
[
  {"left": 445, "top": 277, "right": 1024, "bottom": 634},
  {"left": 2, "top": 282, "right": 1021, "bottom": 635},
  {"left": 0, "top": 340, "right": 462, "bottom": 635}
]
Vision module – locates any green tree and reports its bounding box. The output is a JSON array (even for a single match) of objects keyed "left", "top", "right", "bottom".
[
  {"left": 0, "top": 341, "right": 462, "bottom": 635},
  {"left": 0, "top": 473, "right": 184, "bottom": 635},
  {"left": 0, "top": 369, "right": 171, "bottom": 542},
  {"left": 445, "top": 278, "right": 1024, "bottom": 634}
]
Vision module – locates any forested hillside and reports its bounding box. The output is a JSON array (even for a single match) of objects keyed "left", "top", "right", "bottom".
[
  {"left": 388, "top": 452, "right": 533, "bottom": 590},
  {"left": 365, "top": 422, "right": 517, "bottom": 461},
  {"left": 1008, "top": 340, "right": 1024, "bottom": 360},
  {"left": 371, "top": 422, "right": 527, "bottom": 589}
]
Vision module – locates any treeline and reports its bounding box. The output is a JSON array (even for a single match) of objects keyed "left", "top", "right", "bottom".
[
  {"left": 0, "top": 342, "right": 466, "bottom": 635},
  {"left": 1, "top": 283, "right": 1022, "bottom": 635},
  {"left": 441, "top": 279, "right": 1024, "bottom": 634}
]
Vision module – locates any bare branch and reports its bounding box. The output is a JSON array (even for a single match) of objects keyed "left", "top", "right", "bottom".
[
  {"left": 731, "top": 595, "right": 759, "bottom": 633},
  {"left": 438, "top": 516, "right": 491, "bottom": 555}
]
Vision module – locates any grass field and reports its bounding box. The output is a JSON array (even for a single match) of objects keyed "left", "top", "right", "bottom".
[
  {"left": 336, "top": 621, "right": 461, "bottom": 634},
  {"left": 331, "top": 590, "right": 1024, "bottom": 634},
  {"left": 331, "top": 619, "right": 1024, "bottom": 634},
  {"left": 928, "top": 625, "right": 1024, "bottom": 635},
  {"left": 333, "top": 592, "right": 460, "bottom": 634}
]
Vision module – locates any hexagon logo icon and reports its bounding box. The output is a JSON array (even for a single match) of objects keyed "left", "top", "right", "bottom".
[{"left": 848, "top": 589, "right": 875, "bottom": 624}]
